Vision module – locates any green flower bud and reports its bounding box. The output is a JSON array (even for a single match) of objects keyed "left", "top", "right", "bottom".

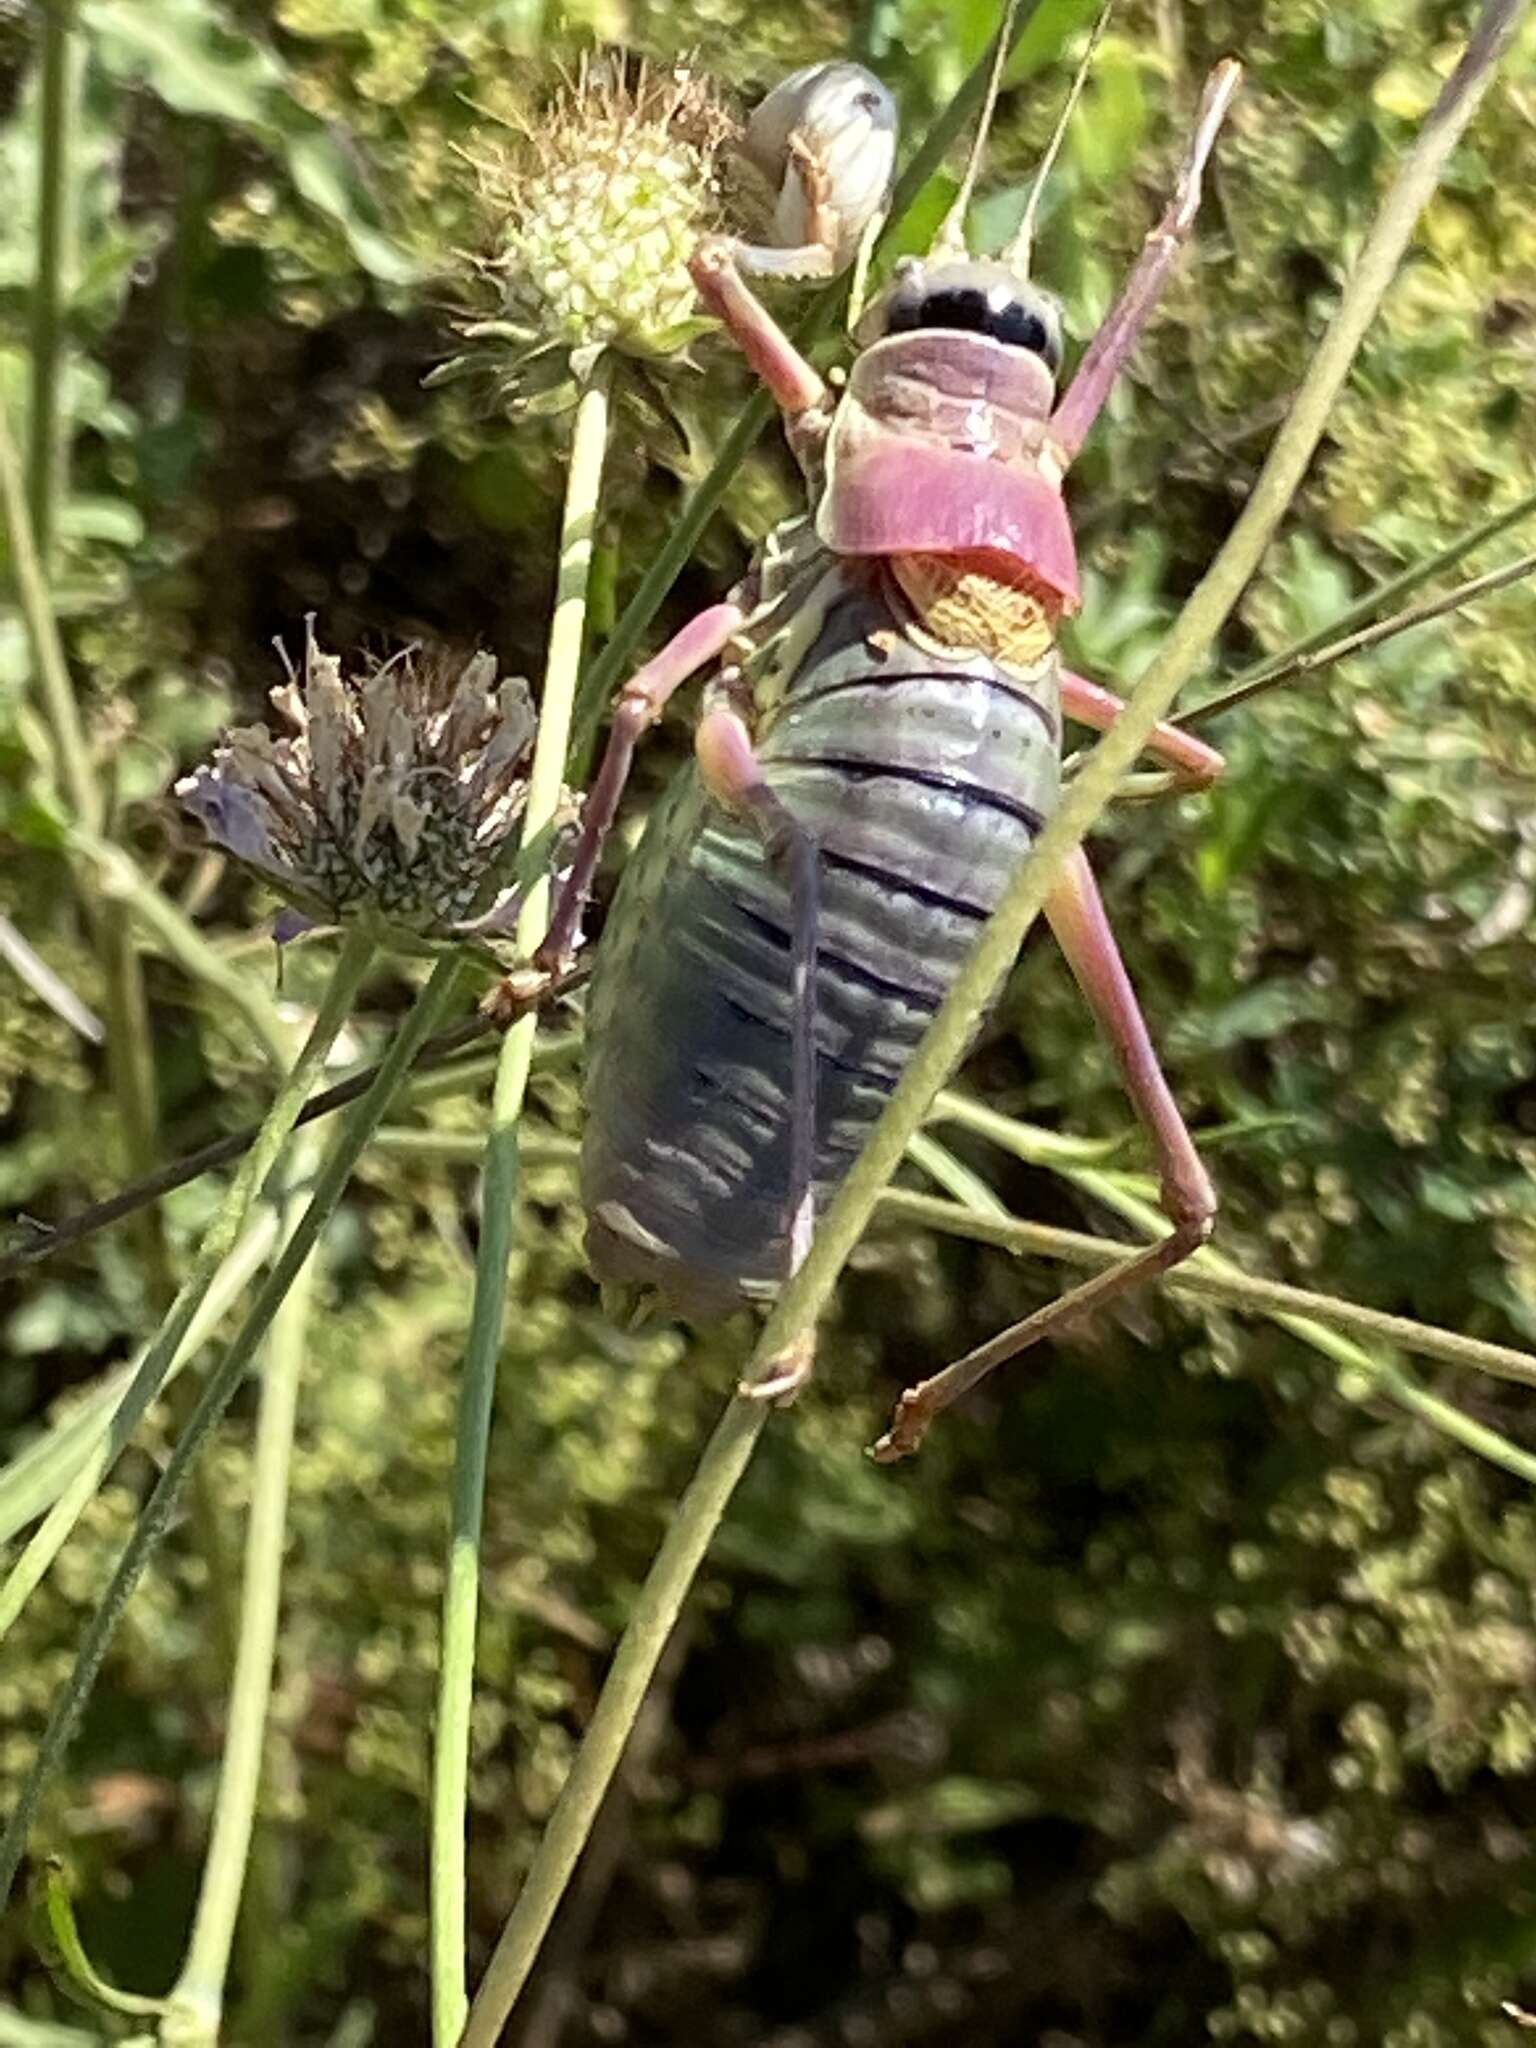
[{"left": 453, "top": 58, "right": 736, "bottom": 401}]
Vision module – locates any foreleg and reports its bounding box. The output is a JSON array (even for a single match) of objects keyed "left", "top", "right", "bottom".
[
  {"left": 534, "top": 603, "right": 744, "bottom": 976},
  {"left": 872, "top": 848, "right": 1214, "bottom": 1461},
  {"left": 695, "top": 702, "right": 821, "bottom": 1404},
  {"left": 689, "top": 239, "right": 828, "bottom": 423},
  {"left": 1050, "top": 60, "right": 1241, "bottom": 468}
]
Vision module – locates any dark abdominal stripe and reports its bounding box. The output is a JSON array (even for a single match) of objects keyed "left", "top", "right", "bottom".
[
  {"left": 780, "top": 755, "right": 1047, "bottom": 834},
  {"left": 796, "top": 666, "right": 1058, "bottom": 744},
  {"left": 721, "top": 993, "right": 904, "bottom": 1088},
  {"left": 724, "top": 893, "right": 943, "bottom": 1013},
  {"left": 817, "top": 847, "right": 990, "bottom": 923}
]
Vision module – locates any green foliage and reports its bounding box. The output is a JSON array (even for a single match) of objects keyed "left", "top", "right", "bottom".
[{"left": 3, "top": 1, "right": 1536, "bottom": 2043}]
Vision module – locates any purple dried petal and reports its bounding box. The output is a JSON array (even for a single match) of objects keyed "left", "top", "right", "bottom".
[
  {"left": 273, "top": 907, "right": 317, "bottom": 945},
  {"left": 176, "top": 771, "right": 277, "bottom": 866}
]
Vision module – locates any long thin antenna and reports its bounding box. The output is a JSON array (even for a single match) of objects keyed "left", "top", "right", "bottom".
[
  {"left": 933, "top": 0, "right": 1022, "bottom": 259},
  {"left": 1006, "top": 0, "right": 1113, "bottom": 275}
]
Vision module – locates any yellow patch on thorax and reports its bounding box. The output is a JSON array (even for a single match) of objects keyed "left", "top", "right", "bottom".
[{"left": 889, "top": 553, "right": 1058, "bottom": 674}]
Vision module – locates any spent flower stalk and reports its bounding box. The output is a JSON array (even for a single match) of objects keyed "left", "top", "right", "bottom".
[{"left": 431, "top": 353, "right": 615, "bottom": 2045}]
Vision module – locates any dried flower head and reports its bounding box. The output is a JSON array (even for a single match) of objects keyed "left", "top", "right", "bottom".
[
  {"left": 447, "top": 55, "right": 738, "bottom": 404},
  {"left": 178, "top": 632, "right": 541, "bottom": 940}
]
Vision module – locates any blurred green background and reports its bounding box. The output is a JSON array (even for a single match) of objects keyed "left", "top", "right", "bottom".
[{"left": 3, "top": 0, "right": 1536, "bottom": 2041}]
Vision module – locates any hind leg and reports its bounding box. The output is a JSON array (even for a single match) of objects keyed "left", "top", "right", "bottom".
[{"left": 872, "top": 847, "right": 1214, "bottom": 1461}]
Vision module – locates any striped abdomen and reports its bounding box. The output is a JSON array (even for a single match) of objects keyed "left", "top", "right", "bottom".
[{"left": 582, "top": 559, "right": 1060, "bottom": 1318}]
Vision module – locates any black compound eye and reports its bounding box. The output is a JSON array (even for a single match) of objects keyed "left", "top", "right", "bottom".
[{"left": 885, "top": 284, "right": 1060, "bottom": 369}]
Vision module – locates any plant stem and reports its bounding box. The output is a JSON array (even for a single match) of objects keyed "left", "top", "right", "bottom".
[
  {"left": 459, "top": 10, "right": 1526, "bottom": 2033},
  {"left": 457, "top": 1396, "right": 767, "bottom": 2048},
  {"left": 880, "top": 1185, "right": 1536, "bottom": 1470},
  {"left": 0, "top": 931, "right": 371, "bottom": 1653},
  {"left": 325, "top": 1114, "right": 1536, "bottom": 1406},
  {"left": 0, "top": 393, "right": 96, "bottom": 831},
  {"left": 18, "top": 16, "right": 177, "bottom": 1301},
  {"left": 0, "top": 931, "right": 423, "bottom": 1908},
  {"left": 162, "top": 1138, "right": 322, "bottom": 2046},
  {"left": 0, "top": 1216, "right": 280, "bottom": 1624},
  {"left": 1180, "top": 546, "right": 1536, "bottom": 728},
  {"left": 369, "top": 1129, "right": 578, "bottom": 1165},
  {"left": 28, "top": 0, "right": 81, "bottom": 568},
  {"left": 0, "top": 1019, "right": 497, "bottom": 1281},
  {"left": 0, "top": 869, "right": 575, "bottom": 1286},
  {"left": 1181, "top": 476, "right": 1536, "bottom": 724},
  {"left": 0, "top": 911, "right": 101, "bottom": 1041},
  {"left": 431, "top": 357, "right": 613, "bottom": 2047},
  {"left": 6, "top": 384, "right": 232, "bottom": 1632},
  {"left": 930, "top": 1088, "right": 1536, "bottom": 1464}
]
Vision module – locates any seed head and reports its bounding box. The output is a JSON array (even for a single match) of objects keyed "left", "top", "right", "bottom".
[
  {"left": 178, "top": 631, "right": 544, "bottom": 941},
  {"left": 450, "top": 57, "right": 737, "bottom": 401}
]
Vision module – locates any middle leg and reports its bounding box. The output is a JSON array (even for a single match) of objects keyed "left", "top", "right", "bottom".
[
  {"left": 1061, "top": 669, "right": 1226, "bottom": 790},
  {"left": 695, "top": 701, "right": 822, "bottom": 1404}
]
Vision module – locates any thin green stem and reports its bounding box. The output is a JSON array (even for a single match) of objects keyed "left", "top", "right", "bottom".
[
  {"left": 0, "top": 851, "right": 572, "bottom": 1288},
  {"left": 364, "top": 1107, "right": 1536, "bottom": 1458},
  {"left": 11, "top": 351, "right": 205, "bottom": 1608},
  {"left": 934, "top": 1089, "right": 1536, "bottom": 1472},
  {"left": 879, "top": 1186, "right": 1536, "bottom": 1486},
  {"left": 0, "top": 1017, "right": 497, "bottom": 1282},
  {"left": 457, "top": 1397, "right": 768, "bottom": 2048},
  {"left": 459, "top": 11, "right": 1526, "bottom": 2033},
  {"left": 0, "top": 932, "right": 371, "bottom": 1651},
  {"left": 930, "top": 1092, "right": 1536, "bottom": 1395},
  {"left": 162, "top": 1139, "right": 323, "bottom": 2046},
  {"left": 904, "top": 1131, "right": 1013, "bottom": 1217},
  {"left": 0, "top": 389, "right": 96, "bottom": 830},
  {"left": 920, "top": 1154, "right": 1536, "bottom": 1388},
  {"left": 0, "top": 1214, "right": 280, "bottom": 1621},
  {"left": 0, "top": 931, "right": 426, "bottom": 1908},
  {"left": 931, "top": 1089, "right": 1122, "bottom": 1167},
  {"left": 34, "top": 1860, "right": 166, "bottom": 2019},
  {"left": 15, "top": 84, "right": 192, "bottom": 1284},
  {"left": 431, "top": 357, "right": 613, "bottom": 2047},
  {"left": 99, "top": 919, "right": 183, "bottom": 1299},
  {"left": 0, "top": 910, "right": 101, "bottom": 1040},
  {"left": 1180, "top": 546, "right": 1536, "bottom": 729},
  {"left": 369, "top": 1129, "right": 578, "bottom": 1165},
  {"left": 28, "top": 0, "right": 81, "bottom": 569},
  {"left": 1181, "top": 476, "right": 1536, "bottom": 724}
]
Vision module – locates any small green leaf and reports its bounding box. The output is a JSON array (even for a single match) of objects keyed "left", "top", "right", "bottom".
[
  {"left": 82, "top": 0, "right": 286, "bottom": 125},
  {"left": 862, "top": 1777, "right": 1040, "bottom": 1841},
  {"left": 3, "top": 791, "right": 72, "bottom": 853},
  {"left": 82, "top": 0, "right": 417, "bottom": 285},
  {"left": 55, "top": 494, "right": 146, "bottom": 549},
  {"left": 1071, "top": 42, "right": 1149, "bottom": 187},
  {"left": 283, "top": 133, "right": 419, "bottom": 284},
  {"left": 1005, "top": 0, "right": 1104, "bottom": 84},
  {"left": 30, "top": 1859, "right": 168, "bottom": 2020}
]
